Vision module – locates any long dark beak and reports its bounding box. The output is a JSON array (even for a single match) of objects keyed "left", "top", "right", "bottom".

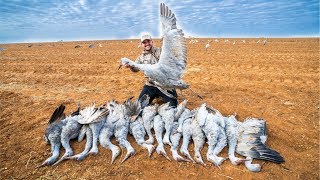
[{"left": 118, "top": 64, "right": 122, "bottom": 70}]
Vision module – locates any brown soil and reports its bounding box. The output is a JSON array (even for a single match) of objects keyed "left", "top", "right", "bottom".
[{"left": 0, "top": 38, "right": 319, "bottom": 179}]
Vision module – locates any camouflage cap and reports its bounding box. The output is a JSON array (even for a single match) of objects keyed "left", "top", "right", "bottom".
[{"left": 141, "top": 34, "right": 152, "bottom": 42}]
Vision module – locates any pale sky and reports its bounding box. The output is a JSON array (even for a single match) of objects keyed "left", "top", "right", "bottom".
[{"left": 0, "top": 0, "right": 319, "bottom": 43}]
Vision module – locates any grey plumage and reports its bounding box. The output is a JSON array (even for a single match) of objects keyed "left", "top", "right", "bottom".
[
  {"left": 158, "top": 102, "right": 175, "bottom": 146},
  {"left": 170, "top": 122, "right": 189, "bottom": 162},
  {"left": 178, "top": 108, "right": 195, "bottom": 163},
  {"left": 179, "top": 107, "right": 206, "bottom": 166},
  {"left": 142, "top": 104, "right": 158, "bottom": 144},
  {"left": 195, "top": 104, "right": 227, "bottom": 167},
  {"left": 66, "top": 104, "right": 109, "bottom": 161},
  {"left": 153, "top": 114, "right": 170, "bottom": 160},
  {"left": 225, "top": 116, "right": 284, "bottom": 172},
  {"left": 38, "top": 104, "right": 83, "bottom": 167},
  {"left": 120, "top": 3, "right": 188, "bottom": 98},
  {"left": 99, "top": 108, "right": 120, "bottom": 164},
  {"left": 127, "top": 97, "right": 155, "bottom": 157}
]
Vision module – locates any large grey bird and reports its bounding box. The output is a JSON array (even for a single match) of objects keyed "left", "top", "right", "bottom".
[
  {"left": 177, "top": 108, "right": 195, "bottom": 163},
  {"left": 170, "top": 122, "right": 190, "bottom": 162},
  {"left": 112, "top": 98, "right": 136, "bottom": 163},
  {"left": 37, "top": 104, "right": 83, "bottom": 167},
  {"left": 98, "top": 100, "right": 121, "bottom": 164},
  {"left": 180, "top": 108, "right": 206, "bottom": 166},
  {"left": 65, "top": 103, "right": 109, "bottom": 161},
  {"left": 158, "top": 100, "right": 187, "bottom": 146},
  {"left": 195, "top": 103, "right": 227, "bottom": 167},
  {"left": 126, "top": 96, "right": 155, "bottom": 157},
  {"left": 157, "top": 102, "right": 175, "bottom": 146},
  {"left": 225, "top": 116, "right": 285, "bottom": 172},
  {"left": 120, "top": 3, "right": 189, "bottom": 98},
  {"left": 142, "top": 104, "right": 159, "bottom": 144},
  {"left": 153, "top": 114, "right": 170, "bottom": 160}
]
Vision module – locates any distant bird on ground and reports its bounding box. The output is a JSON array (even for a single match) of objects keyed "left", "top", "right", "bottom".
[
  {"left": 225, "top": 116, "right": 284, "bottom": 172},
  {"left": 257, "top": 40, "right": 260, "bottom": 43},
  {"left": 242, "top": 40, "right": 246, "bottom": 43},
  {"left": 75, "top": 45, "right": 81, "bottom": 48},
  {"left": 99, "top": 43, "right": 103, "bottom": 47},
  {"left": 89, "top": 44, "right": 94, "bottom": 48},
  {"left": 120, "top": 3, "right": 191, "bottom": 98},
  {"left": 233, "top": 40, "right": 236, "bottom": 45},
  {"left": 205, "top": 42, "right": 210, "bottom": 51},
  {"left": 263, "top": 39, "right": 267, "bottom": 45},
  {"left": 214, "top": 39, "right": 219, "bottom": 43}
]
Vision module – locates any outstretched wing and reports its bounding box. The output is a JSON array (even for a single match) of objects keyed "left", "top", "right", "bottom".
[
  {"left": 237, "top": 118, "right": 285, "bottom": 164},
  {"left": 158, "top": 3, "right": 187, "bottom": 80},
  {"left": 79, "top": 104, "right": 109, "bottom": 124}
]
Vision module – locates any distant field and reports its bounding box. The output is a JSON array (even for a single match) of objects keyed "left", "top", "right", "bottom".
[{"left": 0, "top": 38, "right": 319, "bottom": 179}]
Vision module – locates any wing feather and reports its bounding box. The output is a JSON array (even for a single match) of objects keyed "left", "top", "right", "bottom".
[
  {"left": 48, "top": 104, "right": 65, "bottom": 124},
  {"left": 158, "top": 3, "right": 187, "bottom": 80},
  {"left": 237, "top": 118, "right": 284, "bottom": 164}
]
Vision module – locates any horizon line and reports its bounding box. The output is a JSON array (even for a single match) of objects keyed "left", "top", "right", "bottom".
[{"left": 1, "top": 36, "right": 319, "bottom": 45}]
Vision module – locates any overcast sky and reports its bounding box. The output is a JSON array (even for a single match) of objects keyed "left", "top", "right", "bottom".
[{"left": 0, "top": 0, "right": 319, "bottom": 43}]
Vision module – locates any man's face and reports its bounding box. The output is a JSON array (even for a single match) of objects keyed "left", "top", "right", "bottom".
[{"left": 141, "top": 39, "right": 153, "bottom": 51}]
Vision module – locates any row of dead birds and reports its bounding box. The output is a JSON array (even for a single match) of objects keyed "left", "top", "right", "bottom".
[{"left": 38, "top": 95, "right": 284, "bottom": 172}]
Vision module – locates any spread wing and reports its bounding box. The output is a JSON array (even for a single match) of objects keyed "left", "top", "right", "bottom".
[
  {"left": 158, "top": 3, "right": 187, "bottom": 80},
  {"left": 237, "top": 118, "right": 284, "bottom": 163},
  {"left": 78, "top": 103, "right": 109, "bottom": 124}
]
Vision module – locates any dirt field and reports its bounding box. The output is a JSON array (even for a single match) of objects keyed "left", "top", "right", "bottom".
[{"left": 0, "top": 38, "right": 319, "bottom": 179}]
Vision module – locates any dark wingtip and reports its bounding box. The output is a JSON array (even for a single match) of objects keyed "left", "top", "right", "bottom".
[
  {"left": 71, "top": 103, "right": 81, "bottom": 116},
  {"left": 48, "top": 104, "right": 65, "bottom": 124}
]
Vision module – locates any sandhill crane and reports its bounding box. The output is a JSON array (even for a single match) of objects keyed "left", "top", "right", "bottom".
[
  {"left": 65, "top": 103, "right": 109, "bottom": 161},
  {"left": 126, "top": 96, "right": 155, "bottom": 157},
  {"left": 120, "top": 3, "right": 192, "bottom": 98},
  {"left": 37, "top": 104, "right": 83, "bottom": 167},
  {"left": 225, "top": 116, "right": 284, "bottom": 172},
  {"left": 263, "top": 39, "right": 267, "bottom": 45},
  {"left": 154, "top": 114, "right": 170, "bottom": 160},
  {"left": 195, "top": 104, "right": 227, "bottom": 167},
  {"left": 233, "top": 40, "right": 236, "bottom": 45},
  {"left": 170, "top": 122, "right": 190, "bottom": 162},
  {"left": 176, "top": 106, "right": 207, "bottom": 166},
  {"left": 98, "top": 98, "right": 136, "bottom": 163},
  {"left": 142, "top": 104, "right": 159, "bottom": 144},
  {"left": 205, "top": 42, "right": 210, "bottom": 51}
]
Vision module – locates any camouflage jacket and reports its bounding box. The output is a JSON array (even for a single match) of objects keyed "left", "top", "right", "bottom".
[{"left": 132, "top": 46, "right": 161, "bottom": 86}]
